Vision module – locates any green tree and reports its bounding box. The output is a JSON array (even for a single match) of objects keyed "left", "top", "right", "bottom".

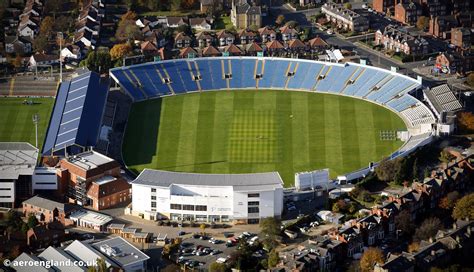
[
  {"left": 452, "top": 193, "right": 474, "bottom": 220},
  {"left": 82, "top": 49, "right": 112, "bottom": 73},
  {"left": 413, "top": 217, "right": 442, "bottom": 241},
  {"left": 344, "top": 3, "right": 352, "bottom": 9},
  {"left": 412, "top": 158, "right": 419, "bottom": 180},
  {"left": 33, "top": 34, "right": 49, "bottom": 52},
  {"left": 170, "top": 0, "right": 181, "bottom": 11},
  {"left": 260, "top": 217, "right": 280, "bottom": 251},
  {"left": 439, "top": 149, "right": 456, "bottom": 163},
  {"left": 375, "top": 157, "right": 401, "bottom": 182},
  {"left": 27, "top": 214, "right": 38, "bottom": 229},
  {"left": 209, "top": 262, "right": 227, "bottom": 272},
  {"left": 268, "top": 249, "right": 279, "bottom": 268}
]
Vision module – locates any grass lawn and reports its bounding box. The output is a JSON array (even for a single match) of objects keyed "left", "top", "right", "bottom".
[
  {"left": 215, "top": 16, "right": 233, "bottom": 30},
  {"left": 0, "top": 97, "right": 55, "bottom": 151},
  {"left": 123, "top": 91, "right": 406, "bottom": 186}
]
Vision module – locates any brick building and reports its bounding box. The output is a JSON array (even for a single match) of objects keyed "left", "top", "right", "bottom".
[
  {"left": 57, "top": 151, "right": 131, "bottom": 211},
  {"left": 394, "top": 1, "right": 421, "bottom": 25},
  {"left": 451, "top": 27, "right": 472, "bottom": 51},
  {"left": 87, "top": 176, "right": 131, "bottom": 210},
  {"left": 26, "top": 221, "right": 65, "bottom": 248},
  {"left": 373, "top": 0, "right": 393, "bottom": 13},
  {"left": 375, "top": 25, "right": 429, "bottom": 56},
  {"left": 22, "top": 195, "right": 75, "bottom": 225},
  {"left": 428, "top": 15, "right": 457, "bottom": 39},
  {"left": 321, "top": 2, "right": 369, "bottom": 32}
]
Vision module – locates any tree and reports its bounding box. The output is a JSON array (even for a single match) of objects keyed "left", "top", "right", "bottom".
[
  {"left": 275, "top": 15, "right": 286, "bottom": 26},
  {"left": 408, "top": 242, "right": 420, "bottom": 253},
  {"left": 395, "top": 210, "right": 415, "bottom": 235},
  {"left": 413, "top": 217, "right": 442, "bottom": 241},
  {"left": 87, "top": 258, "right": 107, "bottom": 272},
  {"left": 27, "top": 214, "right": 38, "bottom": 229},
  {"left": 171, "top": 0, "right": 181, "bottom": 11},
  {"left": 110, "top": 43, "right": 132, "bottom": 60},
  {"left": 416, "top": 16, "right": 429, "bottom": 30},
  {"left": 82, "top": 49, "right": 112, "bottom": 73},
  {"left": 439, "top": 191, "right": 460, "bottom": 210},
  {"left": 412, "top": 158, "right": 419, "bottom": 180},
  {"left": 33, "top": 34, "right": 49, "bottom": 52},
  {"left": 285, "top": 20, "right": 298, "bottom": 28},
  {"left": 360, "top": 247, "right": 384, "bottom": 272},
  {"left": 467, "top": 73, "right": 474, "bottom": 87},
  {"left": 209, "top": 262, "right": 227, "bottom": 272},
  {"left": 344, "top": 3, "right": 352, "bottom": 9},
  {"left": 457, "top": 111, "right": 474, "bottom": 133},
  {"left": 40, "top": 16, "right": 55, "bottom": 37},
  {"left": 452, "top": 193, "right": 474, "bottom": 220},
  {"left": 439, "top": 149, "right": 456, "bottom": 164},
  {"left": 260, "top": 217, "right": 280, "bottom": 251},
  {"left": 375, "top": 157, "right": 401, "bottom": 182},
  {"left": 54, "top": 16, "right": 73, "bottom": 32},
  {"left": 268, "top": 249, "right": 279, "bottom": 268},
  {"left": 121, "top": 11, "right": 137, "bottom": 22},
  {"left": 200, "top": 223, "right": 206, "bottom": 235},
  {"left": 13, "top": 55, "right": 23, "bottom": 69}
]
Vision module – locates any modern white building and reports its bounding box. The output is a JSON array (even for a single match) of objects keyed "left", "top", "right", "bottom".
[
  {"left": 0, "top": 142, "right": 38, "bottom": 208},
  {"left": 130, "top": 169, "right": 284, "bottom": 224}
]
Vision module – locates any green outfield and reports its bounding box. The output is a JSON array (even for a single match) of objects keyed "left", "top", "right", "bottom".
[
  {"left": 123, "top": 90, "right": 406, "bottom": 186},
  {"left": 0, "top": 98, "right": 55, "bottom": 150}
]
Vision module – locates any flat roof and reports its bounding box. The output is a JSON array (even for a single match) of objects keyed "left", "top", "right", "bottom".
[
  {"left": 92, "top": 237, "right": 150, "bottom": 268},
  {"left": 64, "top": 151, "right": 114, "bottom": 171},
  {"left": 133, "top": 169, "right": 284, "bottom": 189},
  {"left": 0, "top": 142, "right": 38, "bottom": 179},
  {"left": 69, "top": 209, "right": 113, "bottom": 226},
  {"left": 94, "top": 175, "right": 116, "bottom": 185}
]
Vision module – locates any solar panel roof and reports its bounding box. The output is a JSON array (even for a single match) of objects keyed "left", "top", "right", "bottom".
[{"left": 42, "top": 71, "right": 109, "bottom": 156}]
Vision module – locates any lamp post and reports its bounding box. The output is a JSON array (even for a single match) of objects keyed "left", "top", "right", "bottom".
[
  {"left": 32, "top": 113, "right": 39, "bottom": 148},
  {"left": 58, "top": 32, "right": 63, "bottom": 83}
]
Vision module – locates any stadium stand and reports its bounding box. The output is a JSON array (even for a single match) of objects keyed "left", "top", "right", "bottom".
[
  {"left": 109, "top": 57, "right": 436, "bottom": 172},
  {"left": 42, "top": 71, "right": 109, "bottom": 156},
  {"left": 423, "top": 84, "right": 463, "bottom": 118}
]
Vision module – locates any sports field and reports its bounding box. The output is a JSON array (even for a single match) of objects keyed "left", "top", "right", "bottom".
[
  {"left": 123, "top": 90, "right": 406, "bottom": 186},
  {"left": 0, "top": 98, "right": 55, "bottom": 150}
]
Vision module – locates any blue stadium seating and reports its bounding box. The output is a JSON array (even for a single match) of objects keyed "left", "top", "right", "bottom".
[{"left": 109, "top": 58, "right": 427, "bottom": 120}]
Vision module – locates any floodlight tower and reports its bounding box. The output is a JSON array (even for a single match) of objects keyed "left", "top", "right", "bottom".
[
  {"left": 58, "top": 32, "right": 63, "bottom": 83},
  {"left": 32, "top": 113, "right": 39, "bottom": 148}
]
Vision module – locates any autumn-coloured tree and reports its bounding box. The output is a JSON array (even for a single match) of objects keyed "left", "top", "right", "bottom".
[
  {"left": 408, "top": 242, "right": 420, "bottom": 253},
  {"left": 457, "top": 111, "right": 474, "bottom": 133},
  {"left": 275, "top": 15, "right": 286, "bottom": 26},
  {"left": 120, "top": 11, "right": 137, "bottom": 22},
  {"left": 40, "top": 16, "right": 55, "bottom": 37},
  {"left": 416, "top": 16, "right": 429, "bottom": 30},
  {"left": 110, "top": 43, "right": 132, "bottom": 60},
  {"left": 467, "top": 73, "right": 474, "bottom": 87},
  {"left": 360, "top": 247, "right": 384, "bottom": 272},
  {"left": 439, "top": 191, "right": 460, "bottom": 210},
  {"left": 181, "top": 0, "right": 197, "bottom": 9},
  {"left": 452, "top": 193, "right": 474, "bottom": 220}
]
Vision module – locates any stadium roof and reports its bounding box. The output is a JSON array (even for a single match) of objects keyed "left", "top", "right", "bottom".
[
  {"left": 133, "top": 169, "right": 283, "bottom": 189},
  {"left": 42, "top": 71, "right": 109, "bottom": 156},
  {"left": 0, "top": 142, "right": 38, "bottom": 179},
  {"left": 424, "top": 84, "right": 462, "bottom": 116}
]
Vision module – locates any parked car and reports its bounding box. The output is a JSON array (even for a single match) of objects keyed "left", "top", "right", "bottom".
[{"left": 178, "top": 231, "right": 186, "bottom": 236}]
